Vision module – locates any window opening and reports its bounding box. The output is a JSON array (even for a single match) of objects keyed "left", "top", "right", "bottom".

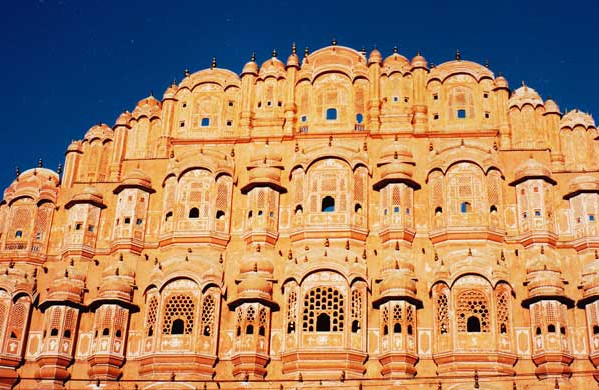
[
  {"left": 457, "top": 109, "right": 466, "bottom": 119},
  {"left": 165, "top": 211, "right": 173, "bottom": 221},
  {"left": 490, "top": 205, "right": 498, "bottom": 213},
  {"left": 355, "top": 203, "right": 362, "bottom": 213},
  {"left": 467, "top": 316, "right": 481, "bottom": 332},
  {"left": 548, "top": 324, "right": 556, "bottom": 333},
  {"left": 460, "top": 201, "right": 472, "bottom": 213},
  {"left": 393, "top": 323, "right": 401, "bottom": 333},
  {"left": 50, "top": 328, "right": 58, "bottom": 337},
  {"left": 356, "top": 113, "right": 363, "bottom": 123},
  {"left": 246, "top": 324, "right": 254, "bottom": 335},
  {"left": 326, "top": 108, "right": 337, "bottom": 120},
  {"left": 124, "top": 217, "right": 131, "bottom": 224},
  {"left": 322, "top": 196, "right": 335, "bottom": 212},
  {"left": 64, "top": 330, "right": 71, "bottom": 338},
  {"left": 316, "top": 313, "right": 331, "bottom": 332},
  {"left": 201, "top": 117, "right": 210, "bottom": 127},
  {"left": 259, "top": 326, "right": 265, "bottom": 336},
  {"left": 171, "top": 319, "right": 185, "bottom": 335},
  {"left": 189, "top": 208, "right": 200, "bottom": 218},
  {"left": 216, "top": 210, "right": 225, "bottom": 219},
  {"left": 352, "top": 320, "right": 360, "bottom": 333}
]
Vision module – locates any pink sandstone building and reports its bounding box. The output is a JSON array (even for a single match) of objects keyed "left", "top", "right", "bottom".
[{"left": 1, "top": 43, "right": 598, "bottom": 389}]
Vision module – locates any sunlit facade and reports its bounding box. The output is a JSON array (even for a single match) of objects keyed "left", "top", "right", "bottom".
[{"left": 1, "top": 43, "right": 599, "bottom": 389}]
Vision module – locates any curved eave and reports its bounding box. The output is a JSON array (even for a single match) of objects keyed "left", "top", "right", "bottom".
[
  {"left": 113, "top": 183, "right": 156, "bottom": 194},
  {"left": 372, "top": 295, "right": 423, "bottom": 309},
  {"left": 564, "top": 189, "right": 599, "bottom": 200},
  {"left": 509, "top": 175, "right": 557, "bottom": 187},
  {"left": 64, "top": 198, "right": 107, "bottom": 210},
  {"left": 227, "top": 296, "right": 279, "bottom": 311},
  {"left": 39, "top": 299, "right": 85, "bottom": 312},
  {"left": 521, "top": 294, "right": 574, "bottom": 309},
  {"left": 88, "top": 298, "right": 139, "bottom": 313},
  {"left": 240, "top": 181, "right": 287, "bottom": 195},
  {"left": 373, "top": 177, "right": 421, "bottom": 191}
]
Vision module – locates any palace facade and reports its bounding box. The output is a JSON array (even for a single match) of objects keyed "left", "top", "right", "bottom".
[{"left": 1, "top": 43, "right": 599, "bottom": 389}]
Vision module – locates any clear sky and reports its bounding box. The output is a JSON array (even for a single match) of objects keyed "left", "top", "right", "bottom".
[{"left": 1, "top": 0, "right": 598, "bottom": 188}]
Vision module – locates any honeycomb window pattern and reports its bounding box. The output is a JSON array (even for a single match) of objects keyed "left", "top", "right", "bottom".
[
  {"left": 162, "top": 294, "right": 196, "bottom": 335},
  {"left": 436, "top": 290, "right": 449, "bottom": 334},
  {"left": 457, "top": 290, "right": 490, "bottom": 333},
  {"left": 201, "top": 295, "right": 216, "bottom": 337},
  {"left": 145, "top": 296, "right": 158, "bottom": 337},
  {"left": 496, "top": 289, "right": 510, "bottom": 334},
  {"left": 302, "top": 286, "right": 344, "bottom": 332}
]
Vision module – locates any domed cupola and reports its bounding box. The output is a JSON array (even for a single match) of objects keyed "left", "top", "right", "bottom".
[
  {"left": 240, "top": 146, "right": 286, "bottom": 194},
  {"left": 229, "top": 245, "right": 277, "bottom": 309},
  {"left": 113, "top": 168, "right": 154, "bottom": 194},
  {"left": 383, "top": 47, "right": 409, "bottom": 72},
  {"left": 373, "top": 140, "right": 420, "bottom": 191},
  {"left": 162, "top": 82, "right": 179, "bottom": 101},
  {"left": 374, "top": 250, "right": 421, "bottom": 309},
  {"left": 286, "top": 43, "right": 300, "bottom": 68},
  {"left": 242, "top": 52, "right": 259, "bottom": 76},
  {"left": 368, "top": 47, "right": 382, "bottom": 65},
  {"left": 579, "top": 252, "right": 599, "bottom": 307},
  {"left": 84, "top": 123, "right": 113, "bottom": 142},
  {"left": 564, "top": 175, "right": 599, "bottom": 200},
  {"left": 40, "top": 261, "right": 86, "bottom": 311},
  {"left": 494, "top": 74, "right": 509, "bottom": 90},
  {"left": 560, "top": 108, "right": 596, "bottom": 130},
  {"left": 131, "top": 94, "right": 162, "bottom": 119},
  {"left": 510, "top": 157, "right": 556, "bottom": 186},
  {"left": 259, "top": 50, "right": 286, "bottom": 79},
  {"left": 508, "top": 84, "right": 544, "bottom": 109},
  {"left": 90, "top": 255, "right": 136, "bottom": 310},
  {"left": 522, "top": 247, "right": 573, "bottom": 308},
  {"left": 65, "top": 185, "right": 105, "bottom": 210},
  {"left": 544, "top": 98, "right": 561, "bottom": 115},
  {"left": 115, "top": 111, "right": 132, "bottom": 127},
  {"left": 410, "top": 51, "right": 428, "bottom": 70}
]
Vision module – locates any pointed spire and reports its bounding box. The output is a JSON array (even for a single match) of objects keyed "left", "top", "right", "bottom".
[
  {"left": 455, "top": 49, "right": 461, "bottom": 61},
  {"left": 393, "top": 46, "right": 398, "bottom": 53},
  {"left": 211, "top": 57, "right": 217, "bottom": 69},
  {"left": 304, "top": 47, "right": 310, "bottom": 57},
  {"left": 184, "top": 69, "right": 190, "bottom": 77},
  {"left": 149, "top": 90, "right": 154, "bottom": 97},
  {"left": 15, "top": 166, "right": 20, "bottom": 178},
  {"left": 57, "top": 163, "right": 62, "bottom": 175},
  {"left": 416, "top": 50, "right": 421, "bottom": 56},
  {"left": 360, "top": 47, "right": 367, "bottom": 55},
  {"left": 291, "top": 42, "right": 297, "bottom": 55},
  {"left": 250, "top": 52, "right": 256, "bottom": 62},
  {"left": 38, "top": 158, "right": 43, "bottom": 168},
  {"left": 272, "top": 49, "right": 277, "bottom": 58}
]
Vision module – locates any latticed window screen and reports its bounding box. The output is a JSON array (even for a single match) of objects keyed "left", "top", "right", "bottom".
[
  {"left": 351, "top": 289, "right": 362, "bottom": 322},
  {"left": 201, "top": 295, "right": 216, "bottom": 336},
  {"left": 64, "top": 308, "right": 75, "bottom": 335},
  {"left": 302, "top": 286, "right": 345, "bottom": 332},
  {"left": 162, "top": 294, "right": 196, "bottom": 335},
  {"left": 393, "top": 304, "right": 402, "bottom": 331},
  {"left": 487, "top": 170, "right": 502, "bottom": 207},
  {"left": 448, "top": 86, "right": 475, "bottom": 119},
  {"left": 145, "top": 296, "right": 158, "bottom": 337},
  {"left": 436, "top": 289, "right": 449, "bottom": 334},
  {"left": 7, "top": 300, "right": 26, "bottom": 339},
  {"left": 496, "top": 289, "right": 510, "bottom": 334},
  {"left": 0, "top": 300, "right": 7, "bottom": 338},
  {"left": 457, "top": 290, "right": 490, "bottom": 332},
  {"left": 406, "top": 305, "right": 414, "bottom": 331},
  {"left": 381, "top": 305, "right": 389, "bottom": 334},
  {"left": 50, "top": 307, "right": 61, "bottom": 333},
  {"left": 308, "top": 159, "right": 350, "bottom": 213},
  {"left": 286, "top": 289, "right": 297, "bottom": 333}
]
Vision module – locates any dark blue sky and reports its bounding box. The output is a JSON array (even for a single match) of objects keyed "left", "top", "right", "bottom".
[{"left": 1, "top": 0, "right": 598, "bottom": 188}]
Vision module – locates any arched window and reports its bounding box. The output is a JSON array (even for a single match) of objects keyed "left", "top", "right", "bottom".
[
  {"left": 467, "top": 316, "right": 481, "bottom": 332},
  {"left": 50, "top": 328, "right": 58, "bottom": 337},
  {"left": 316, "top": 313, "right": 331, "bottom": 332},
  {"left": 15, "top": 230, "right": 22, "bottom": 238},
  {"left": 102, "top": 328, "right": 109, "bottom": 336},
  {"left": 303, "top": 286, "right": 344, "bottom": 332},
  {"left": 248, "top": 210, "right": 253, "bottom": 219},
  {"left": 461, "top": 201, "right": 472, "bottom": 213},
  {"left": 490, "top": 205, "right": 498, "bottom": 213},
  {"left": 171, "top": 319, "right": 185, "bottom": 335},
  {"left": 435, "top": 206, "right": 443, "bottom": 214},
  {"left": 383, "top": 324, "right": 389, "bottom": 335},
  {"left": 322, "top": 196, "right": 335, "bottom": 212},
  {"left": 351, "top": 320, "right": 360, "bottom": 333},
  {"left": 189, "top": 207, "right": 200, "bottom": 218},
  {"left": 548, "top": 324, "right": 556, "bottom": 333},
  {"left": 536, "top": 327, "right": 542, "bottom": 335},
  {"left": 246, "top": 324, "right": 254, "bottom": 335},
  {"left": 259, "top": 326, "right": 265, "bottom": 336},
  {"left": 457, "top": 109, "right": 467, "bottom": 119},
  {"left": 354, "top": 203, "right": 362, "bottom": 213},
  {"left": 215, "top": 210, "right": 225, "bottom": 219},
  {"left": 593, "top": 325, "right": 599, "bottom": 335},
  {"left": 64, "top": 330, "right": 71, "bottom": 338},
  {"left": 407, "top": 324, "right": 413, "bottom": 335},
  {"left": 356, "top": 113, "right": 363, "bottom": 124},
  {"left": 326, "top": 108, "right": 337, "bottom": 120},
  {"left": 116, "top": 330, "right": 122, "bottom": 338},
  {"left": 393, "top": 323, "right": 401, "bottom": 333},
  {"left": 295, "top": 205, "right": 303, "bottom": 214}
]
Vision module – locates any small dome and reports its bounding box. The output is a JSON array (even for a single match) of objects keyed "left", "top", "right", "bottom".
[
  {"left": 242, "top": 58, "right": 259, "bottom": 75},
  {"left": 511, "top": 157, "right": 555, "bottom": 186},
  {"left": 113, "top": 168, "right": 154, "bottom": 194},
  {"left": 544, "top": 99, "right": 560, "bottom": 115},
  {"left": 560, "top": 109, "right": 596, "bottom": 129},
  {"left": 84, "top": 123, "right": 113, "bottom": 142},
  {"left": 162, "top": 83, "right": 178, "bottom": 100},
  {"left": 495, "top": 75, "right": 508, "bottom": 89},
  {"left": 238, "top": 274, "right": 273, "bottom": 296},
  {"left": 287, "top": 46, "right": 300, "bottom": 68},
  {"left": 115, "top": 111, "right": 132, "bottom": 126},
  {"left": 383, "top": 50, "right": 409, "bottom": 69},
  {"left": 508, "top": 84, "right": 543, "bottom": 109},
  {"left": 259, "top": 55, "right": 286, "bottom": 77},
  {"left": 368, "top": 48, "right": 382, "bottom": 64},
  {"left": 564, "top": 175, "right": 599, "bottom": 199},
  {"left": 66, "top": 140, "right": 82, "bottom": 153},
  {"left": 65, "top": 185, "right": 105, "bottom": 209},
  {"left": 410, "top": 52, "right": 428, "bottom": 69}
]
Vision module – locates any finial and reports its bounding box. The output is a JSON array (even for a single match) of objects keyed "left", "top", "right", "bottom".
[
  {"left": 328, "top": 135, "right": 333, "bottom": 147},
  {"left": 394, "top": 151, "right": 398, "bottom": 159},
  {"left": 64, "top": 269, "right": 69, "bottom": 278},
  {"left": 430, "top": 62, "right": 435, "bottom": 68},
  {"left": 57, "top": 163, "right": 62, "bottom": 175},
  {"left": 272, "top": 49, "right": 277, "bottom": 58},
  {"left": 115, "top": 267, "right": 120, "bottom": 276},
  {"left": 288, "top": 249, "right": 293, "bottom": 260},
  {"left": 331, "top": 38, "right": 337, "bottom": 46},
  {"left": 304, "top": 47, "right": 310, "bottom": 57},
  {"left": 345, "top": 240, "right": 350, "bottom": 250},
  {"left": 501, "top": 250, "right": 505, "bottom": 262},
  {"left": 230, "top": 148, "right": 235, "bottom": 157},
  {"left": 38, "top": 158, "right": 43, "bottom": 168},
  {"left": 291, "top": 42, "right": 296, "bottom": 55},
  {"left": 393, "top": 46, "right": 398, "bottom": 53},
  {"left": 256, "top": 243, "right": 261, "bottom": 253},
  {"left": 219, "top": 253, "right": 223, "bottom": 264},
  {"left": 363, "top": 141, "right": 368, "bottom": 151},
  {"left": 541, "top": 245, "right": 545, "bottom": 255},
  {"left": 324, "top": 238, "right": 329, "bottom": 247},
  {"left": 324, "top": 249, "right": 327, "bottom": 257},
  {"left": 15, "top": 166, "right": 20, "bottom": 178},
  {"left": 474, "top": 369, "right": 479, "bottom": 389},
  {"left": 294, "top": 141, "right": 299, "bottom": 152},
  {"left": 484, "top": 59, "right": 490, "bottom": 68},
  {"left": 149, "top": 90, "right": 154, "bottom": 97},
  {"left": 362, "top": 249, "right": 367, "bottom": 260},
  {"left": 395, "top": 241, "right": 400, "bottom": 251},
  {"left": 595, "top": 250, "right": 598, "bottom": 260},
  {"left": 253, "top": 262, "right": 258, "bottom": 272},
  {"left": 119, "top": 253, "right": 124, "bottom": 262},
  {"left": 360, "top": 47, "right": 367, "bottom": 55},
  {"left": 521, "top": 80, "right": 526, "bottom": 87},
  {"left": 211, "top": 57, "right": 217, "bottom": 69},
  {"left": 185, "top": 255, "right": 189, "bottom": 262},
  {"left": 184, "top": 69, "right": 190, "bottom": 77},
  {"left": 250, "top": 52, "right": 256, "bottom": 62},
  {"left": 468, "top": 248, "right": 472, "bottom": 256},
  {"left": 434, "top": 251, "right": 439, "bottom": 262},
  {"left": 554, "top": 378, "right": 559, "bottom": 389},
  {"left": 455, "top": 49, "right": 461, "bottom": 61},
  {"left": 416, "top": 50, "right": 421, "bottom": 56}
]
